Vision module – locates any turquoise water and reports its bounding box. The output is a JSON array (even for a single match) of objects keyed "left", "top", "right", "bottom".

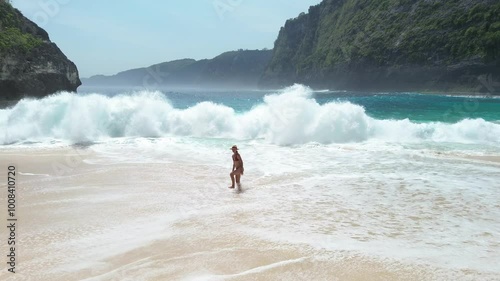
[
  {"left": 1, "top": 85, "right": 499, "bottom": 146},
  {"left": 318, "top": 92, "right": 500, "bottom": 122},
  {"left": 179, "top": 91, "right": 500, "bottom": 124},
  {"left": 79, "top": 87, "right": 500, "bottom": 123},
  {"left": 164, "top": 90, "right": 500, "bottom": 122}
]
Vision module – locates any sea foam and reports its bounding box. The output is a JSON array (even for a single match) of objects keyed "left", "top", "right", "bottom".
[{"left": 1, "top": 85, "right": 499, "bottom": 145}]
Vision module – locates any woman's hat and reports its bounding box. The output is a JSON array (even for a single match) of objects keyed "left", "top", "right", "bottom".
[{"left": 231, "top": 145, "right": 238, "bottom": 150}]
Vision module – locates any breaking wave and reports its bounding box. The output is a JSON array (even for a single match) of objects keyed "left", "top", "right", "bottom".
[{"left": 1, "top": 85, "right": 499, "bottom": 145}]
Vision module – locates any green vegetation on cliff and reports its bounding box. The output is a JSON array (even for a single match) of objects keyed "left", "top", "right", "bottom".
[
  {"left": 295, "top": 0, "right": 498, "bottom": 70},
  {"left": 0, "top": 1, "right": 43, "bottom": 54},
  {"left": 263, "top": 0, "right": 500, "bottom": 92},
  {"left": 1, "top": 0, "right": 80, "bottom": 99}
]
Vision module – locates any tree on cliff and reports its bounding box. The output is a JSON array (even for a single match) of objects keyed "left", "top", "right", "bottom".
[
  {"left": 0, "top": 2, "right": 43, "bottom": 54},
  {"left": 260, "top": 0, "right": 500, "bottom": 93}
]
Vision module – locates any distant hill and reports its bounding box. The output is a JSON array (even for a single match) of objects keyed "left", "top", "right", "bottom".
[
  {"left": 82, "top": 49, "right": 273, "bottom": 90},
  {"left": 260, "top": 0, "right": 500, "bottom": 93}
]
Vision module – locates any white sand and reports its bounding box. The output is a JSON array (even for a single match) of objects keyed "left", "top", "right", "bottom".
[{"left": 0, "top": 148, "right": 498, "bottom": 281}]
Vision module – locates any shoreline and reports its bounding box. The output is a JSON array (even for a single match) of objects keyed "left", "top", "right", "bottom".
[{"left": 0, "top": 147, "right": 499, "bottom": 280}]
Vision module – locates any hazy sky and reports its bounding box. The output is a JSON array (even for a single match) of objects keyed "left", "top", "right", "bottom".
[{"left": 11, "top": 0, "right": 322, "bottom": 78}]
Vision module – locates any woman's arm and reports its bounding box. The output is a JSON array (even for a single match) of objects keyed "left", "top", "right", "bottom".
[{"left": 238, "top": 153, "right": 243, "bottom": 168}]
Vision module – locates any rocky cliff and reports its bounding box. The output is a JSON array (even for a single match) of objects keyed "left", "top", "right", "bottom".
[
  {"left": 0, "top": 1, "right": 80, "bottom": 100},
  {"left": 260, "top": 0, "right": 500, "bottom": 93}
]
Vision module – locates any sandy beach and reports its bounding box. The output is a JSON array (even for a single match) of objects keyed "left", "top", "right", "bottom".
[
  {"left": 2, "top": 0, "right": 500, "bottom": 279},
  {"left": 1, "top": 146, "right": 499, "bottom": 281}
]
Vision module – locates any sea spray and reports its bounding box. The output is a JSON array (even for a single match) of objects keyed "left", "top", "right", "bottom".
[
  {"left": 239, "top": 85, "right": 371, "bottom": 144},
  {"left": 1, "top": 85, "right": 500, "bottom": 146}
]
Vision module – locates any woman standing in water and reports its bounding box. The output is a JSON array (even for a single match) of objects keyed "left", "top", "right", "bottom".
[{"left": 229, "top": 145, "right": 244, "bottom": 189}]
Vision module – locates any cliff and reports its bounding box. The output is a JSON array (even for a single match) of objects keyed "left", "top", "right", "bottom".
[
  {"left": 0, "top": 1, "right": 81, "bottom": 100},
  {"left": 82, "top": 49, "right": 273, "bottom": 90},
  {"left": 260, "top": 0, "right": 500, "bottom": 93}
]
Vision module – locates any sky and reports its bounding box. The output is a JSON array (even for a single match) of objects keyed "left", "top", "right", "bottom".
[{"left": 11, "top": 0, "right": 322, "bottom": 78}]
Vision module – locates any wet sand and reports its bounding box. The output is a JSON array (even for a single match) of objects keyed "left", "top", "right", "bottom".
[
  {"left": 464, "top": 155, "right": 500, "bottom": 164},
  {"left": 0, "top": 148, "right": 498, "bottom": 281}
]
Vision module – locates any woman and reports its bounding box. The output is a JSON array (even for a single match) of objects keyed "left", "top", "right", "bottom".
[{"left": 229, "top": 145, "right": 244, "bottom": 189}]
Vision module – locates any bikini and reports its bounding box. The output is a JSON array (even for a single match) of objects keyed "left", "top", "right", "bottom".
[{"left": 232, "top": 154, "right": 240, "bottom": 163}]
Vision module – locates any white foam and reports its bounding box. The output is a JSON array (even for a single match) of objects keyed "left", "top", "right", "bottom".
[
  {"left": 184, "top": 257, "right": 309, "bottom": 281},
  {"left": 6, "top": 138, "right": 500, "bottom": 279},
  {"left": 19, "top": 172, "right": 49, "bottom": 176},
  {"left": 1, "top": 85, "right": 499, "bottom": 146}
]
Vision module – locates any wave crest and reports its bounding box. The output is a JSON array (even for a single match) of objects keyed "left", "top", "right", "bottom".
[{"left": 1, "top": 85, "right": 499, "bottom": 145}]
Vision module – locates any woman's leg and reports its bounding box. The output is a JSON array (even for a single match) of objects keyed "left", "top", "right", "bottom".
[
  {"left": 229, "top": 171, "right": 235, "bottom": 188},
  {"left": 234, "top": 167, "right": 243, "bottom": 185}
]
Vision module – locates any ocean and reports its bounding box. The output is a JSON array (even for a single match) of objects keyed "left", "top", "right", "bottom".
[{"left": 0, "top": 84, "right": 499, "bottom": 280}]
